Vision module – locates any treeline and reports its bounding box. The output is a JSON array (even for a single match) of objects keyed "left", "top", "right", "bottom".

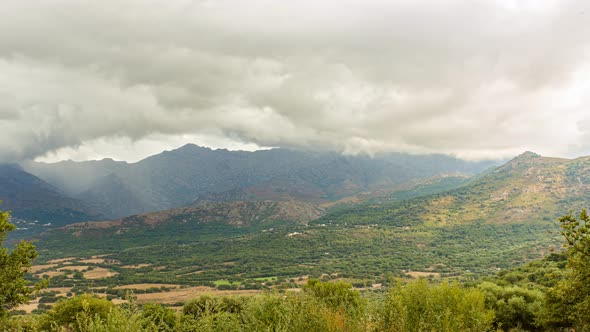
[{"left": 3, "top": 279, "right": 495, "bottom": 331}]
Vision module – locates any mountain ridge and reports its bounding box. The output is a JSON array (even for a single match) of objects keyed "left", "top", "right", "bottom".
[
  {"left": 0, "top": 164, "right": 101, "bottom": 227},
  {"left": 24, "top": 145, "right": 498, "bottom": 219}
]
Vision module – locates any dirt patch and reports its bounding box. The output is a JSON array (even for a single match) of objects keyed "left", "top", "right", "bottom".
[
  {"left": 35, "top": 270, "right": 65, "bottom": 278},
  {"left": 43, "top": 287, "right": 72, "bottom": 297},
  {"left": 15, "top": 299, "right": 39, "bottom": 314},
  {"left": 406, "top": 271, "right": 441, "bottom": 279},
  {"left": 30, "top": 264, "right": 58, "bottom": 273},
  {"left": 113, "top": 284, "right": 181, "bottom": 290},
  {"left": 134, "top": 287, "right": 261, "bottom": 304},
  {"left": 294, "top": 275, "right": 309, "bottom": 285},
  {"left": 57, "top": 265, "right": 90, "bottom": 272},
  {"left": 47, "top": 257, "right": 76, "bottom": 264},
  {"left": 14, "top": 288, "right": 74, "bottom": 313},
  {"left": 79, "top": 258, "right": 120, "bottom": 264},
  {"left": 84, "top": 267, "right": 118, "bottom": 279},
  {"left": 122, "top": 263, "right": 151, "bottom": 269},
  {"left": 91, "top": 254, "right": 110, "bottom": 258}
]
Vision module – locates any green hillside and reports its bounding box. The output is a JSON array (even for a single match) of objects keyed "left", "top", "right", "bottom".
[{"left": 33, "top": 152, "right": 590, "bottom": 285}]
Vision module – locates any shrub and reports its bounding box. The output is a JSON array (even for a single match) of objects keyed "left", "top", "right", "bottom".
[
  {"left": 38, "top": 294, "right": 114, "bottom": 331},
  {"left": 142, "top": 303, "right": 177, "bottom": 331},
  {"left": 376, "top": 279, "right": 495, "bottom": 332}
]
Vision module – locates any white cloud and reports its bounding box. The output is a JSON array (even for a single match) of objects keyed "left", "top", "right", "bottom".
[{"left": 1, "top": 0, "right": 590, "bottom": 161}]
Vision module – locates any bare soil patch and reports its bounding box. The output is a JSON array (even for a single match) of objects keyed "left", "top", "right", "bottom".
[
  {"left": 43, "top": 287, "right": 72, "bottom": 297},
  {"left": 122, "top": 263, "right": 151, "bottom": 269},
  {"left": 406, "top": 271, "right": 441, "bottom": 279},
  {"left": 294, "top": 275, "right": 309, "bottom": 285},
  {"left": 57, "top": 265, "right": 90, "bottom": 271},
  {"left": 84, "top": 267, "right": 118, "bottom": 279},
  {"left": 30, "top": 264, "right": 58, "bottom": 273},
  {"left": 80, "top": 258, "right": 120, "bottom": 264},
  {"left": 113, "top": 284, "right": 181, "bottom": 290},
  {"left": 134, "top": 287, "right": 261, "bottom": 304},
  {"left": 15, "top": 299, "right": 39, "bottom": 314},
  {"left": 47, "top": 257, "right": 76, "bottom": 264}
]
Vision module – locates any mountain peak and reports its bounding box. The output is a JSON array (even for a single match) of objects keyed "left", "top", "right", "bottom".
[
  {"left": 515, "top": 151, "right": 540, "bottom": 159},
  {"left": 173, "top": 143, "right": 212, "bottom": 153}
]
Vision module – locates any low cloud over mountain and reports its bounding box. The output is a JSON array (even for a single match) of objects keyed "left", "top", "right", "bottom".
[{"left": 1, "top": 0, "right": 590, "bottom": 161}]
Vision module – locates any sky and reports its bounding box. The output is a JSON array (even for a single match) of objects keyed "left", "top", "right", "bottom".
[{"left": 1, "top": 0, "right": 590, "bottom": 163}]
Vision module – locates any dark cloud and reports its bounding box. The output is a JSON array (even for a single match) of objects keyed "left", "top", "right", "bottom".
[{"left": 1, "top": 0, "right": 589, "bottom": 161}]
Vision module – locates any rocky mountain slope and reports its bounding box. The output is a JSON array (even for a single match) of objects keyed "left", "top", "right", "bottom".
[{"left": 66, "top": 200, "right": 324, "bottom": 235}]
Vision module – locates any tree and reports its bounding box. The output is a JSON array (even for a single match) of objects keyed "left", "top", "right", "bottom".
[
  {"left": 376, "top": 279, "right": 494, "bottom": 332},
  {"left": 0, "top": 207, "right": 40, "bottom": 318},
  {"left": 542, "top": 209, "right": 590, "bottom": 329},
  {"left": 302, "top": 279, "right": 364, "bottom": 310}
]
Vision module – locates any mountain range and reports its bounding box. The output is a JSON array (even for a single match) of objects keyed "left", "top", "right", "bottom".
[
  {"left": 23, "top": 144, "right": 497, "bottom": 219},
  {"left": 34, "top": 151, "right": 589, "bottom": 282}
]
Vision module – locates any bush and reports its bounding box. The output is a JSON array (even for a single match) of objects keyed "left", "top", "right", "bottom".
[
  {"left": 38, "top": 294, "right": 114, "bottom": 331},
  {"left": 142, "top": 303, "right": 177, "bottom": 331},
  {"left": 182, "top": 296, "right": 246, "bottom": 321},
  {"left": 478, "top": 281, "right": 543, "bottom": 330},
  {"left": 376, "top": 279, "right": 495, "bottom": 332}
]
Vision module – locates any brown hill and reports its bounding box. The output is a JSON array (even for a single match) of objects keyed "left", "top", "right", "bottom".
[{"left": 65, "top": 200, "right": 324, "bottom": 234}]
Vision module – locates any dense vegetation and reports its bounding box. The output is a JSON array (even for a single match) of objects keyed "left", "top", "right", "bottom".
[
  {"left": 3, "top": 279, "right": 497, "bottom": 331},
  {"left": 3, "top": 204, "right": 590, "bottom": 330},
  {"left": 32, "top": 152, "right": 589, "bottom": 286}
]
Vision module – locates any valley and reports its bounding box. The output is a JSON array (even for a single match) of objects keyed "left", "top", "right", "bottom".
[
  {"left": 4, "top": 148, "right": 590, "bottom": 329},
  {"left": 24, "top": 152, "right": 583, "bottom": 295}
]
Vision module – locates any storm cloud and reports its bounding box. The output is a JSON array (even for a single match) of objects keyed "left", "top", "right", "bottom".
[{"left": 1, "top": 0, "right": 590, "bottom": 161}]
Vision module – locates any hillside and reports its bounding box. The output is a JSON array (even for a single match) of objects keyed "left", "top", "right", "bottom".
[
  {"left": 66, "top": 200, "right": 324, "bottom": 234},
  {"left": 0, "top": 164, "right": 100, "bottom": 239},
  {"left": 32, "top": 151, "right": 584, "bottom": 285},
  {"left": 24, "top": 145, "right": 496, "bottom": 218},
  {"left": 40, "top": 200, "right": 324, "bottom": 254}
]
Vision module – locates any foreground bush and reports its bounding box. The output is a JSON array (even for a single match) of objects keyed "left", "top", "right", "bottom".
[
  {"left": 38, "top": 294, "right": 114, "bottom": 331},
  {"left": 0, "top": 280, "right": 500, "bottom": 331},
  {"left": 375, "top": 279, "right": 495, "bottom": 332}
]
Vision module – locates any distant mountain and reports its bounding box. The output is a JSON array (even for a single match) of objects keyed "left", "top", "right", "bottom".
[
  {"left": 23, "top": 144, "right": 497, "bottom": 219},
  {"left": 0, "top": 164, "right": 100, "bottom": 226}
]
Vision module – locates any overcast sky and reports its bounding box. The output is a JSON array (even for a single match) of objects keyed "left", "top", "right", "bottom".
[{"left": 1, "top": 0, "right": 589, "bottom": 162}]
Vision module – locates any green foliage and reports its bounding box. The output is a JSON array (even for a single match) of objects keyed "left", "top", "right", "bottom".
[
  {"left": 141, "top": 303, "right": 177, "bottom": 331},
  {"left": 39, "top": 294, "right": 114, "bottom": 331},
  {"left": 478, "top": 282, "right": 543, "bottom": 330},
  {"left": 559, "top": 209, "right": 590, "bottom": 258},
  {"left": 302, "top": 279, "right": 364, "bottom": 310},
  {"left": 375, "top": 279, "right": 495, "bottom": 332},
  {"left": 74, "top": 305, "right": 146, "bottom": 332},
  {"left": 541, "top": 209, "right": 590, "bottom": 330},
  {"left": 0, "top": 208, "right": 41, "bottom": 319},
  {"left": 182, "top": 295, "right": 246, "bottom": 321}
]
